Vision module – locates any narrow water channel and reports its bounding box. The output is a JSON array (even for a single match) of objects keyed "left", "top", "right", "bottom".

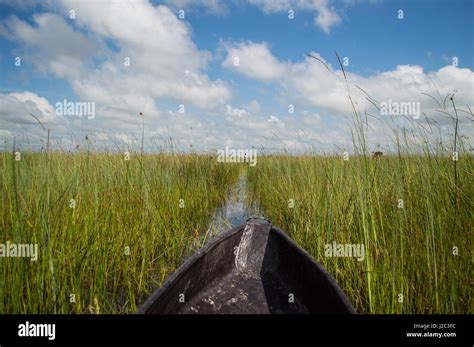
[
  {"left": 183, "top": 170, "right": 261, "bottom": 259},
  {"left": 206, "top": 171, "right": 257, "bottom": 234}
]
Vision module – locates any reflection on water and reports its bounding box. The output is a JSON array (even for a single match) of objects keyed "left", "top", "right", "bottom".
[
  {"left": 183, "top": 171, "right": 261, "bottom": 259},
  {"left": 206, "top": 172, "right": 261, "bottom": 236}
]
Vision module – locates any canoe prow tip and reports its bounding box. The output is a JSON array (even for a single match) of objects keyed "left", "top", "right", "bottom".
[
  {"left": 245, "top": 216, "right": 272, "bottom": 226},
  {"left": 235, "top": 217, "right": 273, "bottom": 277}
]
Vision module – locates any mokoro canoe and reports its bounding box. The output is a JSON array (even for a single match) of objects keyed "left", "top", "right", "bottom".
[{"left": 137, "top": 218, "right": 356, "bottom": 314}]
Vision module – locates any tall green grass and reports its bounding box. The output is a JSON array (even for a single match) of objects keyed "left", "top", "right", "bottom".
[
  {"left": 248, "top": 153, "right": 472, "bottom": 313},
  {"left": 0, "top": 150, "right": 240, "bottom": 313}
]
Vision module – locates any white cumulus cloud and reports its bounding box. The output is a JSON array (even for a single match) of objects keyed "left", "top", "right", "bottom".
[
  {"left": 222, "top": 41, "right": 288, "bottom": 81},
  {"left": 248, "top": 0, "right": 341, "bottom": 33}
]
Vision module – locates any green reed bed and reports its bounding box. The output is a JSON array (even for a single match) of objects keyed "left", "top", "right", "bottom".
[
  {"left": 0, "top": 151, "right": 240, "bottom": 313},
  {"left": 247, "top": 152, "right": 472, "bottom": 314}
]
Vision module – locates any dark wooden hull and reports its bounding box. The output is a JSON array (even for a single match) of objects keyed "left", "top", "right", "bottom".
[{"left": 137, "top": 218, "right": 356, "bottom": 314}]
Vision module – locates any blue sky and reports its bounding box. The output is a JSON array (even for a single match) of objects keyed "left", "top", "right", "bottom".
[
  {"left": 0, "top": 0, "right": 473, "bottom": 152},
  {"left": 186, "top": 0, "right": 474, "bottom": 73}
]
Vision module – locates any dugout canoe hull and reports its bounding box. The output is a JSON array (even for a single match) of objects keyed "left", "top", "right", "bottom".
[{"left": 137, "top": 218, "right": 356, "bottom": 314}]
